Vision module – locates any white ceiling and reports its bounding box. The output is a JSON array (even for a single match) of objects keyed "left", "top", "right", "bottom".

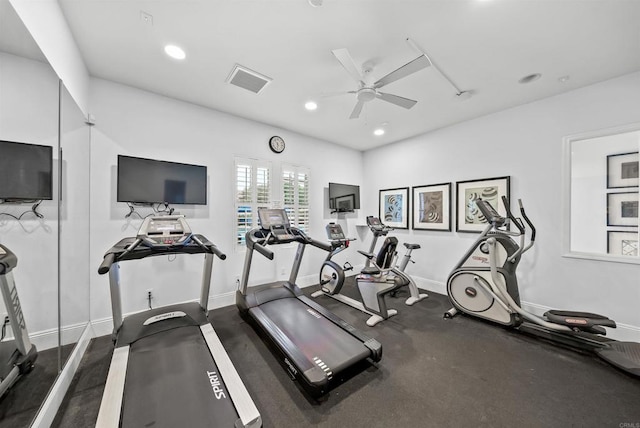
[
  {"left": 19, "top": 1, "right": 640, "bottom": 150},
  {"left": 0, "top": 1, "right": 47, "bottom": 63}
]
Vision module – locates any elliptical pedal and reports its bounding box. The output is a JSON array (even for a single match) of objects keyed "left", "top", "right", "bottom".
[{"left": 595, "top": 342, "right": 640, "bottom": 377}]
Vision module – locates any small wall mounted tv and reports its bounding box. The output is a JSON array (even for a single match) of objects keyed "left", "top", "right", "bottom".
[
  {"left": 0, "top": 140, "right": 53, "bottom": 201},
  {"left": 117, "top": 155, "right": 207, "bottom": 205},
  {"left": 329, "top": 182, "right": 360, "bottom": 213}
]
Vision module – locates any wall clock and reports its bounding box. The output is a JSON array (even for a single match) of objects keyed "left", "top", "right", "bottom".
[{"left": 269, "top": 136, "right": 285, "bottom": 153}]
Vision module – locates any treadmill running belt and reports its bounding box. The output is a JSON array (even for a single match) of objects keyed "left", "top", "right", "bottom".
[
  {"left": 122, "top": 326, "right": 238, "bottom": 427},
  {"left": 257, "top": 298, "right": 371, "bottom": 374}
]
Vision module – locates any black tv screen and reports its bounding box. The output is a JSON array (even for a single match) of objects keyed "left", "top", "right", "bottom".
[
  {"left": 117, "top": 155, "right": 207, "bottom": 205},
  {"left": 0, "top": 140, "right": 53, "bottom": 200},
  {"left": 329, "top": 182, "right": 360, "bottom": 212}
]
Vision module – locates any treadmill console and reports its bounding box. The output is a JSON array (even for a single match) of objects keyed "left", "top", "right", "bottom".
[
  {"left": 258, "top": 209, "right": 295, "bottom": 241},
  {"left": 137, "top": 215, "right": 193, "bottom": 247}
]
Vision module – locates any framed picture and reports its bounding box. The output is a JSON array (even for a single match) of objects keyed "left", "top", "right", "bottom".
[
  {"left": 379, "top": 187, "right": 409, "bottom": 229},
  {"left": 607, "top": 230, "right": 639, "bottom": 257},
  {"left": 607, "top": 152, "right": 639, "bottom": 188},
  {"left": 456, "top": 176, "right": 510, "bottom": 233},
  {"left": 334, "top": 194, "right": 356, "bottom": 212},
  {"left": 607, "top": 192, "right": 639, "bottom": 227},
  {"left": 412, "top": 183, "right": 451, "bottom": 231}
]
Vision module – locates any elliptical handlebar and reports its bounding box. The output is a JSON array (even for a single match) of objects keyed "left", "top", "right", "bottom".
[
  {"left": 501, "top": 196, "right": 525, "bottom": 235},
  {"left": 518, "top": 199, "right": 536, "bottom": 243}
]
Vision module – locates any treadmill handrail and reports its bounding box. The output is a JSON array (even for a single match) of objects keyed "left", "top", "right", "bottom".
[
  {"left": 98, "top": 234, "right": 219, "bottom": 274},
  {"left": 254, "top": 241, "right": 275, "bottom": 260}
]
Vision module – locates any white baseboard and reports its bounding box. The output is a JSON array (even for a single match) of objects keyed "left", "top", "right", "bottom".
[
  {"left": 412, "top": 275, "right": 446, "bottom": 296},
  {"left": 31, "top": 323, "right": 93, "bottom": 428},
  {"left": 28, "top": 320, "right": 94, "bottom": 352}
]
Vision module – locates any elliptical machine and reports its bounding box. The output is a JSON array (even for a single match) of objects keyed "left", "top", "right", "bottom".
[
  {"left": 445, "top": 196, "right": 640, "bottom": 377},
  {"left": 0, "top": 244, "right": 37, "bottom": 399},
  {"left": 311, "top": 223, "right": 399, "bottom": 326},
  {"left": 363, "top": 216, "right": 428, "bottom": 306}
]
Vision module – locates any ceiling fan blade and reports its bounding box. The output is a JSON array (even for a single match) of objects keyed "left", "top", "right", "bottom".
[
  {"left": 349, "top": 100, "right": 365, "bottom": 119},
  {"left": 376, "top": 92, "right": 418, "bottom": 109},
  {"left": 332, "top": 48, "right": 365, "bottom": 84},
  {"left": 373, "top": 55, "right": 431, "bottom": 88}
]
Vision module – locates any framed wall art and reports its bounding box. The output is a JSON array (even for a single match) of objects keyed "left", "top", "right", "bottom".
[
  {"left": 412, "top": 183, "right": 451, "bottom": 231},
  {"left": 456, "top": 176, "right": 510, "bottom": 233},
  {"left": 607, "top": 192, "right": 639, "bottom": 227},
  {"left": 607, "top": 230, "right": 639, "bottom": 257},
  {"left": 607, "top": 152, "right": 639, "bottom": 188},
  {"left": 379, "top": 187, "right": 409, "bottom": 229}
]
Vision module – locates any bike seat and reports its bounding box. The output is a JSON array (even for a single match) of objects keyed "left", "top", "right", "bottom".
[
  {"left": 404, "top": 243, "right": 421, "bottom": 250},
  {"left": 361, "top": 267, "right": 380, "bottom": 275},
  {"left": 544, "top": 310, "right": 617, "bottom": 333}
]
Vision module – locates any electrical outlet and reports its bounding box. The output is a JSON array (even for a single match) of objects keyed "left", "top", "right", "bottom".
[
  {"left": 235, "top": 276, "right": 240, "bottom": 286},
  {"left": 280, "top": 268, "right": 286, "bottom": 276}
]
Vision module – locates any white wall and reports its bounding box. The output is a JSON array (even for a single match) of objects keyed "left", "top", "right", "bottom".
[
  {"left": 10, "top": 0, "right": 90, "bottom": 116},
  {"left": 88, "top": 78, "right": 364, "bottom": 326},
  {"left": 362, "top": 71, "right": 640, "bottom": 340}
]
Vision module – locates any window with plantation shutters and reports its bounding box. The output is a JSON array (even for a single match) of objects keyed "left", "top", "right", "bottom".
[
  {"left": 235, "top": 157, "right": 271, "bottom": 249},
  {"left": 282, "top": 165, "right": 310, "bottom": 233}
]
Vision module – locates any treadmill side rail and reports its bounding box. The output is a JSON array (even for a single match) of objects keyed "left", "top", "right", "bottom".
[
  {"left": 200, "top": 323, "right": 262, "bottom": 428},
  {"left": 96, "top": 346, "right": 129, "bottom": 428}
]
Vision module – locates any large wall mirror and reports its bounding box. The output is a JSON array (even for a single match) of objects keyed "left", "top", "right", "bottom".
[
  {"left": 0, "top": 3, "right": 90, "bottom": 426},
  {"left": 565, "top": 123, "right": 640, "bottom": 263}
]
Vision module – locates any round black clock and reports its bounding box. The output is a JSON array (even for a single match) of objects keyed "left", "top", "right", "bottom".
[{"left": 269, "top": 136, "right": 285, "bottom": 153}]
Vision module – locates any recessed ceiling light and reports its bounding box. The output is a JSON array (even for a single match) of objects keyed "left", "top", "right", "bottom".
[
  {"left": 308, "top": 0, "right": 323, "bottom": 6},
  {"left": 305, "top": 101, "right": 318, "bottom": 111},
  {"left": 164, "top": 44, "right": 186, "bottom": 60},
  {"left": 558, "top": 75, "right": 570, "bottom": 83},
  {"left": 518, "top": 73, "right": 542, "bottom": 84},
  {"left": 373, "top": 128, "right": 385, "bottom": 136}
]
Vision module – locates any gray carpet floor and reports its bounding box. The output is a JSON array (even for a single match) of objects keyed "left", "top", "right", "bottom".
[
  {"left": 50, "top": 281, "right": 640, "bottom": 427},
  {"left": 0, "top": 344, "right": 73, "bottom": 428}
]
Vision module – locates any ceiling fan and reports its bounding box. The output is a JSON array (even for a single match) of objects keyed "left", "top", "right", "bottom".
[{"left": 331, "top": 48, "right": 431, "bottom": 119}]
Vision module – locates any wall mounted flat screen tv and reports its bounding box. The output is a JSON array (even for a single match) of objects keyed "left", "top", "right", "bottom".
[
  {"left": 329, "top": 182, "right": 360, "bottom": 212},
  {"left": 117, "top": 155, "right": 207, "bottom": 205},
  {"left": 0, "top": 140, "right": 53, "bottom": 201}
]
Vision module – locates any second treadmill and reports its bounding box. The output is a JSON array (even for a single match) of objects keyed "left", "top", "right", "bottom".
[{"left": 236, "top": 209, "right": 382, "bottom": 398}]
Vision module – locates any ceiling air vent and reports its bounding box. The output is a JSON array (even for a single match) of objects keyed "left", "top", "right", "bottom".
[{"left": 226, "top": 64, "right": 272, "bottom": 94}]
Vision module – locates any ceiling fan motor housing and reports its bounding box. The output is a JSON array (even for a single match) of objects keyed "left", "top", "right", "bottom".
[{"left": 357, "top": 87, "right": 377, "bottom": 102}]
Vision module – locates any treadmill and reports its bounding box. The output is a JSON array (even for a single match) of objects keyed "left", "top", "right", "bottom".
[
  {"left": 236, "top": 209, "right": 382, "bottom": 398},
  {"left": 97, "top": 215, "right": 261, "bottom": 428},
  {"left": 0, "top": 244, "right": 37, "bottom": 399}
]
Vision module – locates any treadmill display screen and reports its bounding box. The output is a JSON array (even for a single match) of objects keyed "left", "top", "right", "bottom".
[{"left": 258, "top": 209, "right": 290, "bottom": 229}]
